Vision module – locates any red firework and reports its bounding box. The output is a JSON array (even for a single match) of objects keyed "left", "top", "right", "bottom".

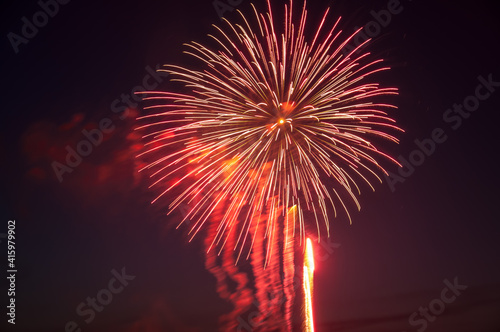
[{"left": 137, "top": 0, "right": 401, "bottom": 330}]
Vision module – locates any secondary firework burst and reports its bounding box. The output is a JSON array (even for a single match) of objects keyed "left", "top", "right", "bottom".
[{"left": 137, "top": 0, "right": 401, "bottom": 329}]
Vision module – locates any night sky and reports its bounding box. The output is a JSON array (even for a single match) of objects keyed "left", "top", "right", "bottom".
[{"left": 1, "top": 0, "right": 500, "bottom": 331}]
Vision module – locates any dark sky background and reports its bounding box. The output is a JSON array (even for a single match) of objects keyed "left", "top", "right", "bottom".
[{"left": 1, "top": 0, "right": 499, "bottom": 331}]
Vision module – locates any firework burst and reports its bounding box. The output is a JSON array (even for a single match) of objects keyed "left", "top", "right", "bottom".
[
  {"left": 138, "top": 0, "right": 400, "bottom": 258},
  {"left": 138, "top": 1, "right": 401, "bottom": 328}
]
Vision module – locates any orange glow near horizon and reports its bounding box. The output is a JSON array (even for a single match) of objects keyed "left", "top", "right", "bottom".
[{"left": 304, "top": 238, "right": 315, "bottom": 332}]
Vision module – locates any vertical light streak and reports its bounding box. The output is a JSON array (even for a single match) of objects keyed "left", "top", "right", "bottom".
[{"left": 303, "top": 238, "right": 315, "bottom": 332}]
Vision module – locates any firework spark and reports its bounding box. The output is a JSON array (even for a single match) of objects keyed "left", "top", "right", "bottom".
[{"left": 137, "top": 0, "right": 401, "bottom": 329}]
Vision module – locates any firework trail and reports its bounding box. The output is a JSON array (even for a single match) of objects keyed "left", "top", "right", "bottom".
[
  {"left": 204, "top": 203, "right": 253, "bottom": 330},
  {"left": 303, "top": 238, "right": 315, "bottom": 332},
  {"left": 137, "top": 0, "right": 401, "bottom": 329}
]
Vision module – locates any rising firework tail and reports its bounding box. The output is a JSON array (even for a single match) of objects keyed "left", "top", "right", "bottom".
[{"left": 303, "top": 238, "right": 315, "bottom": 332}]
